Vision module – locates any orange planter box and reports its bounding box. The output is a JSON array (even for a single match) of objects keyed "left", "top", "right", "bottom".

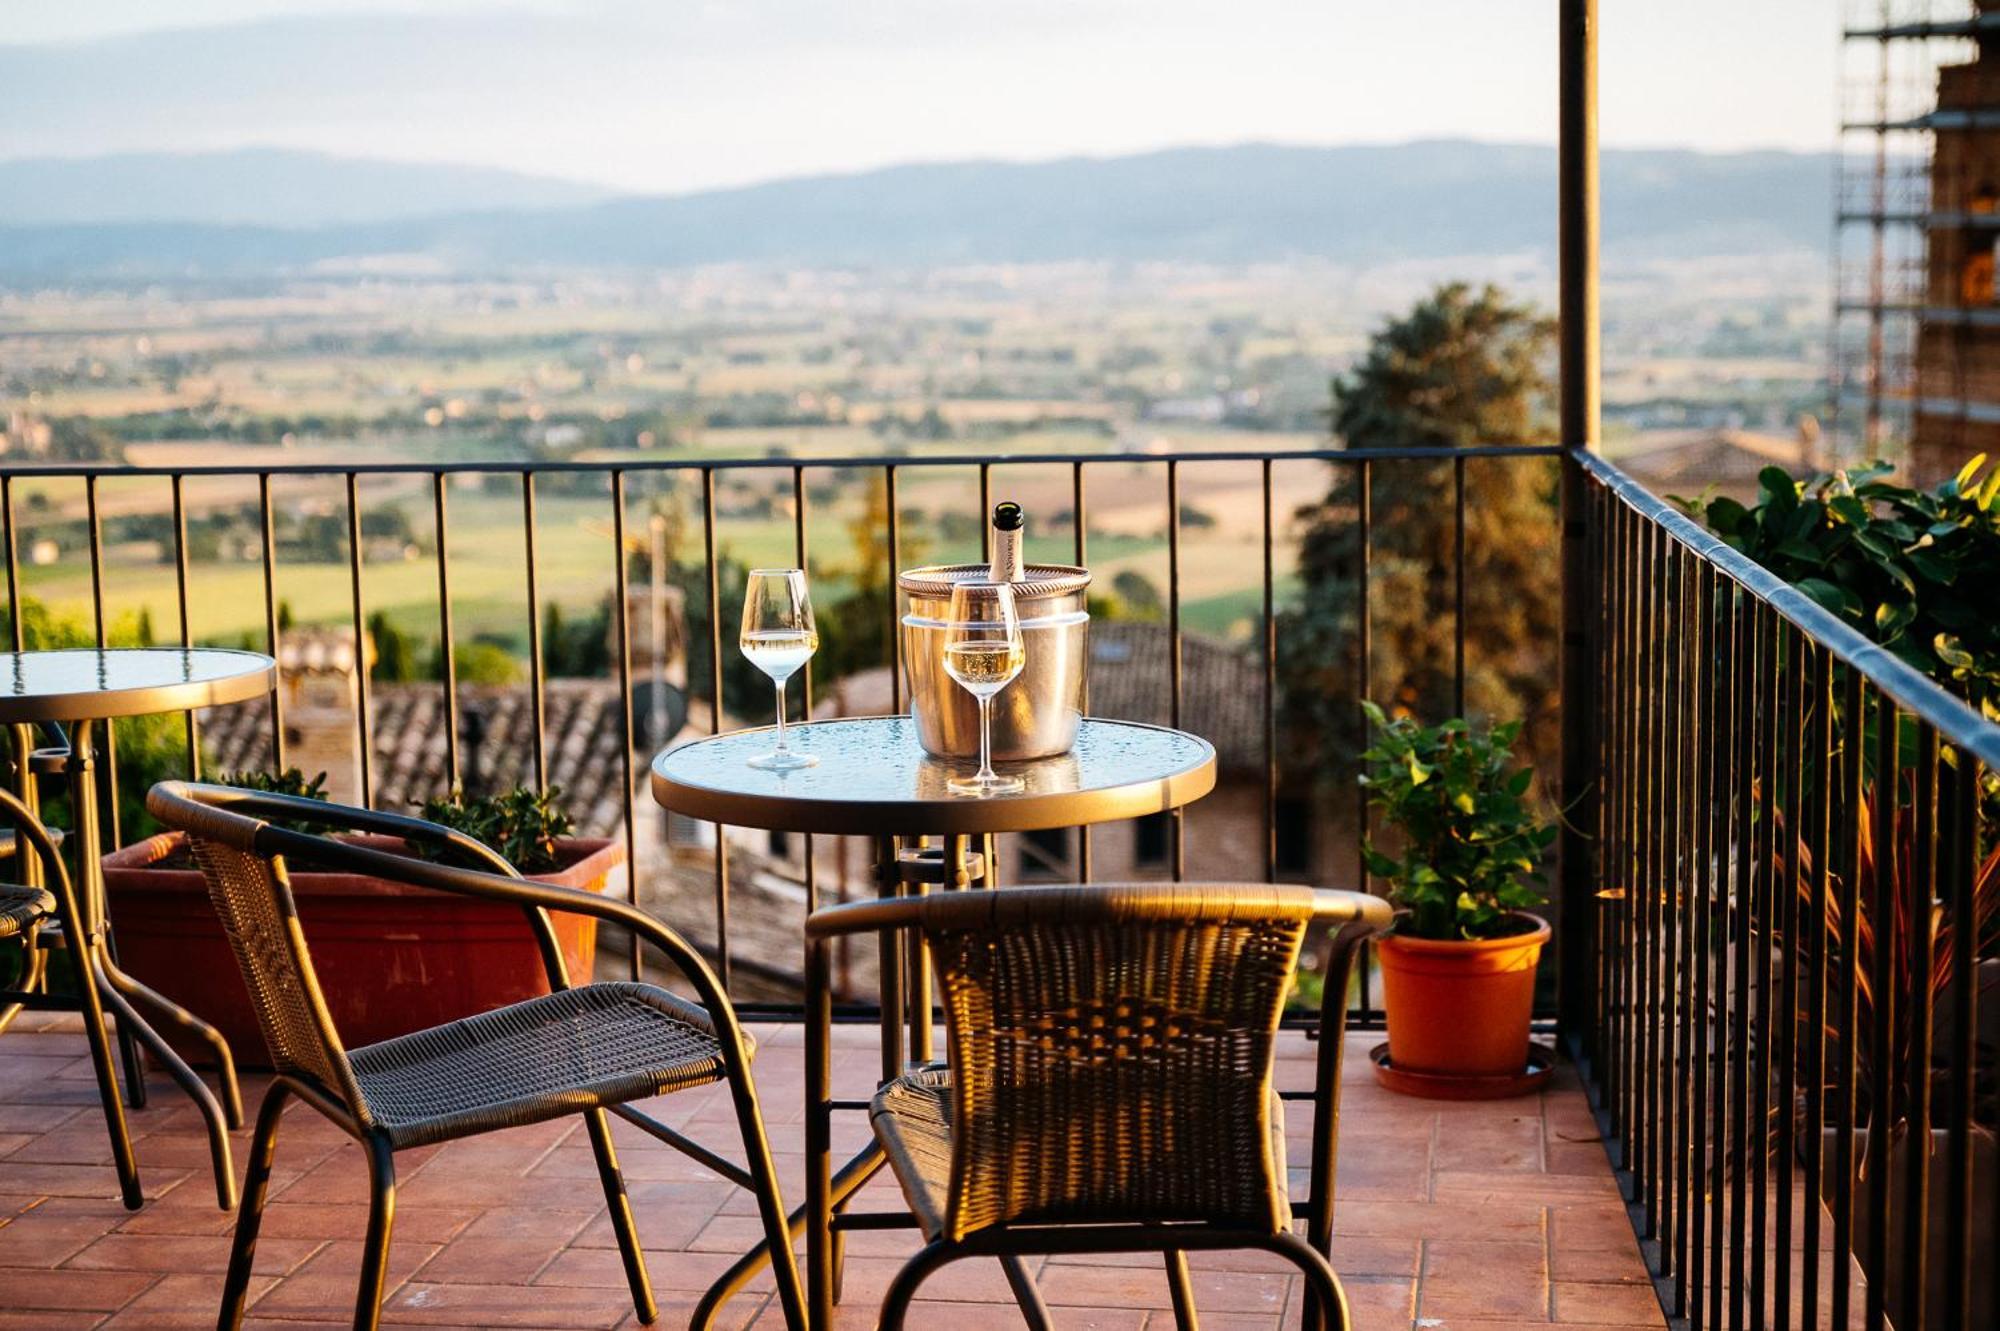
[{"left": 102, "top": 830, "right": 625, "bottom": 1068}]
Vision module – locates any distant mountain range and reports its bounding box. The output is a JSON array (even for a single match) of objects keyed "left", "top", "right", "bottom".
[
  {"left": 0, "top": 149, "right": 612, "bottom": 228},
  {"left": 0, "top": 141, "right": 1832, "bottom": 280}
]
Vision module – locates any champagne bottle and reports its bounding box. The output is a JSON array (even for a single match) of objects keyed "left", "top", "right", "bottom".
[{"left": 989, "top": 501, "right": 1025, "bottom": 582}]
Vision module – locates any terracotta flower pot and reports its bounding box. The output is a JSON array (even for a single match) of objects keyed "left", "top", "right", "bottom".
[
  {"left": 1377, "top": 911, "right": 1550, "bottom": 1079},
  {"left": 101, "top": 831, "right": 626, "bottom": 1069}
]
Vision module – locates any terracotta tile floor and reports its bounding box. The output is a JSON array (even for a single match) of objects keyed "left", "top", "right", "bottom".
[{"left": 0, "top": 1013, "right": 1665, "bottom": 1329}]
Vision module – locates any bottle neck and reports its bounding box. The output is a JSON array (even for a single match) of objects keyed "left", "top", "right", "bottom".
[{"left": 989, "top": 524, "right": 1024, "bottom": 582}]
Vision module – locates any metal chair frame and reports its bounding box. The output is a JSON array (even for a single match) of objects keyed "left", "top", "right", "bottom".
[
  {"left": 147, "top": 781, "right": 807, "bottom": 1331},
  {"left": 803, "top": 881, "right": 1389, "bottom": 1331},
  {"left": 0, "top": 767, "right": 146, "bottom": 1210}
]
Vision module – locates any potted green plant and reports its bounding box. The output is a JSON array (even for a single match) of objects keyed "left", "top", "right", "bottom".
[
  {"left": 1359, "top": 701, "right": 1556, "bottom": 1091},
  {"left": 102, "top": 772, "right": 625, "bottom": 1066}
]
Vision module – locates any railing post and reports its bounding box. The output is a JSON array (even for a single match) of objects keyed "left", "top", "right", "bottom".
[{"left": 1558, "top": 0, "right": 1601, "bottom": 1048}]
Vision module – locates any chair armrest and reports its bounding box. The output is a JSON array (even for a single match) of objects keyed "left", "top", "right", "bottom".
[
  {"left": 1309, "top": 888, "right": 1393, "bottom": 933},
  {"left": 150, "top": 782, "right": 521, "bottom": 877},
  {"left": 148, "top": 781, "right": 737, "bottom": 1030}
]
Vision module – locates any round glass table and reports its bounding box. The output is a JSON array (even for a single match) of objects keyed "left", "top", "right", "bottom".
[
  {"left": 0, "top": 648, "right": 275, "bottom": 1210},
  {"left": 651, "top": 715, "right": 1218, "bottom": 1326},
  {"left": 651, "top": 714, "right": 1216, "bottom": 837}
]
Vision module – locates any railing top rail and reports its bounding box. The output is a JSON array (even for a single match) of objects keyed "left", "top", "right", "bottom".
[
  {"left": 0, "top": 442, "right": 1566, "bottom": 480},
  {"left": 1577, "top": 447, "right": 2000, "bottom": 767}
]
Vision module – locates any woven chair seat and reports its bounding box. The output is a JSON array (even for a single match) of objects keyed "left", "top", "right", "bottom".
[
  {"left": 347, "top": 982, "right": 737, "bottom": 1149},
  {"left": 0, "top": 882, "right": 55, "bottom": 940},
  {"left": 871, "top": 1065, "right": 1290, "bottom": 1242}
]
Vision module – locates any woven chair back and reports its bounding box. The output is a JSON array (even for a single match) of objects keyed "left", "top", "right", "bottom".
[
  {"left": 182, "top": 832, "right": 371, "bottom": 1124},
  {"left": 924, "top": 884, "right": 1313, "bottom": 1239}
]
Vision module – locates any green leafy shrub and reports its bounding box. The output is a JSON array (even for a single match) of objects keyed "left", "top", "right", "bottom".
[
  {"left": 218, "top": 768, "right": 328, "bottom": 801},
  {"left": 1358, "top": 701, "right": 1555, "bottom": 941},
  {"left": 1673, "top": 456, "right": 2000, "bottom": 720},
  {"left": 216, "top": 768, "right": 331, "bottom": 837},
  {"left": 412, "top": 785, "right": 575, "bottom": 874}
]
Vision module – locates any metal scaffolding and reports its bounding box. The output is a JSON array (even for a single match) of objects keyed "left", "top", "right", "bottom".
[{"left": 1830, "top": 1, "right": 1999, "bottom": 481}]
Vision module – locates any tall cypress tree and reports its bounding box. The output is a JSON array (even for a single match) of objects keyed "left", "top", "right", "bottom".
[{"left": 1280, "top": 283, "right": 1561, "bottom": 784}]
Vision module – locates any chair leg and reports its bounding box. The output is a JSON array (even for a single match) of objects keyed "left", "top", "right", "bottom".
[
  {"left": 353, "top": 1134, "right": 397, "bottom": 1331},
  {"left": 102, "top": 930, "right": 147, "bottom": 1110},
  {"left": 1267, "top": 1232, "right": 1350, "bottom": 1331},
  {"left": 70, "top": 939, "right": 142, "bottom": 1209},
  {"left": 724, "top": 1078, "right": 809, "bottom": 1330},
  {"left": 1164, "top": 1249, "right": 1201, "bottom": 1330},
  {"left": 878, "top": 1240, "right": 959, "bottom": 1331},
  {"left": 583, "top": 1108, "right": 657, "bottom": 1324},
  {"left": 1000, "top": 1254, "right": 1054, "bottom": 1330},
  {"left": 219, "top": 1083, "right": 290, "bottom": 1331}
]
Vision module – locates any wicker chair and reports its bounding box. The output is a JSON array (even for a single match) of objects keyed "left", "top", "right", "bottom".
[
  {"left": 0, "top": 778, "right": 144, "bottom": 1209},
  {"left": 803, "top": 882, "right": 1390, "bottom": 1331},
  {"left": 147, "top": 781, "right": 807, "bottom": 1331}
]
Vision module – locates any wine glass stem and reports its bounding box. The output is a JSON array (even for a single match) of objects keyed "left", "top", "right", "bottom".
[
  {"left": 774, "top": 679, "right": 789, "bottom": 752},
  {"left": 977, "top": 695, "right": 995, "bottom": 781}
]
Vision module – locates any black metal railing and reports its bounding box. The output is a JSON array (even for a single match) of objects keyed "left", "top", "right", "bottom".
[
  {"left": 0, "top": 443, "right": 1565, "bottom": 1024},
  {"left": 1571, "top": 450, "right": 2000, "bottom": 1331}
]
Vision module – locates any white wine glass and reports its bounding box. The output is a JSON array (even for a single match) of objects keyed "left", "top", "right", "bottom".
[
  {"left": 941, "top": 579, "right": 1025, "bottom": 796},
  {"left": 740, "top": 568, "right": 818, "bottom": 770}
]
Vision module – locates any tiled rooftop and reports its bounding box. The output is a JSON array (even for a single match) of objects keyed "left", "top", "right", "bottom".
[{"left": 0, "top": 1012, "right": 1664, "bottom": 1330}]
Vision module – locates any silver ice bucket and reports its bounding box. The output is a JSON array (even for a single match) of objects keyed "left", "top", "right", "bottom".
[{"left": 898, "top": 563, "right": 1090, "bottom": 761}]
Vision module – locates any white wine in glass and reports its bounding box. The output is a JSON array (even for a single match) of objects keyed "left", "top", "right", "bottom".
[
  {"left": 740, "top": 568, "right": 818, "bottom": 770},
  {"left": 941, "top": 579, "right": 1025, "bottom": 796}
]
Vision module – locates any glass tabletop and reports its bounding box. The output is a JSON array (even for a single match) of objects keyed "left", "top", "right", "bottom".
[
  {"left": 650, "top": 715, "right": 1216, "bottom": 835},
  {"left": 0, "top": 648, "right": 277, "bottom": 725}
]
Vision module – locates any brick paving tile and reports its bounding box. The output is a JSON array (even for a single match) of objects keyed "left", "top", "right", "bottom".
[{"left": 0, "top": 1022, "right": 1666, "bottom": 1327}]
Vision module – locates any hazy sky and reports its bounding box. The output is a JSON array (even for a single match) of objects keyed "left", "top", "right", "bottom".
[{"left": 1, "top": 1, "right": 1843, "bottom": 193}]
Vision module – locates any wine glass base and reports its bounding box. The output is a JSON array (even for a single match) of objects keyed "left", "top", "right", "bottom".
[
  {"left": 947, "top": 772, "right": 1025, "bottom": 797},
  {"left": 747, "top": 750, "right": 818, "bottom": 771}
]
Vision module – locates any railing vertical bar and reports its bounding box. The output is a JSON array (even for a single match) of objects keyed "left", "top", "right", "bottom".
[
  {"left": 1261, "top": 457, "right": 1277, "bottom": 885},
  {"left": 1803, "top": 644, "right": 1833, "bottom": 1330},
  {"left": 1863, "top": 688, "right": 1898, "bottom": 1331},
  {"left": 85, "top": 474, "right": 121, "bottom": 846},
  {"left": 1688, "top": 556, "right": 1716, "bottom": 1330},
  {"left": 702, "top": 466, "right": 730, "bottom": 994},
  {"left": 1831, "top": 662, "right": 1866, "bottom": 1331},
  {"left": 432, "top": 473, "right": 460, "bottom": 793},
  {"left": 1592, "top": 483, "right": 1613, "bottom": 1089},
  {"left": 609, "top": 471, "right": 641, "bottom": 983},
  {"left": 521, "top": 471, "right": 548, "bottom": 794},
  {"left": 1900, "top": 721, "right": 1936, "bottom": 1331},
  {"left": 1452, "top": 452, "right": 1467, "bottom": 717},
  {"left": 1603, "top": 497, "right": 1625, "bottom": 1136},
  {"left": 1708, "top": 576, "right": 1736, "bottom": 1331},
  {"left": 345, "top": 472, "right": 373, "bottom": 809},
  {"left": 1635, "top": 516, "right": 1658, "bottom": 1229},
  {"left": 1355, "top": 456, "right": 1373, "bottom": 1015},
  {"left": 1166, "top": 457, "right": 1183, "bottom": 882},
  {"left": 793, "top": 464, "right": 816, "bottom": 913},
  {"left": 170, "top": 474, "right": 201, "bottom": 779},
  {"left": 978, "top": 462, "right": 992, "bottom": 563},
  {"left": 1620, "top": 498, "right": 1640, "bottom": 1169},
  {"left": 1664, "top": 547, "right": 1696, "bottom": 1319},
  {"left": 1942, "top": 750, "right": 1978, "bottom": 1330},
  {"left": 1773, "top": 617, "right": 1802, "bottom": 1331},
  {"left": 886, "top": 466, "right": 903, "bottom": 715},
  {"left": 1657, "top": 533, "right": 1684, "bottom": 1262},
  {"left": 1072, "top": 460, "right": 1091, "bottom": 884},
  {"left": 259, "top": 475, "right": 286, "bottom": 771},
  {"left": 1728, "top": 589, "right": 1757, "bottom": 1331},
  {"left": 1750, "top": 600, "right": 1779, "bottom": 1331},
  {"left": 85, "top": 474, "right": 106, "bottom": 648},
  {"left": 0, "top": 475, "right": 19, "bottom": 652}
]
